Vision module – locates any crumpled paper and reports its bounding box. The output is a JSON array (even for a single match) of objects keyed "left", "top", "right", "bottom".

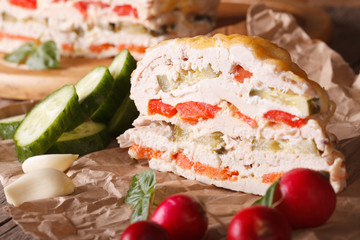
[
  {"left": 247, "top": 4, "right": 360, "bottom": 141},
  {"left": 1, "top": 4, "right": 360, "bottom": 240}
]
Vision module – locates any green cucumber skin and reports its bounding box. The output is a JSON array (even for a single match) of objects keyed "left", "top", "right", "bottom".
[
  {"left": 67, "top": 66, "right": 114, "bottom": 130},
  {"left": 47, "top": 123, "right": 111, "bottom": 156},
  {"left": 14, "top": 85, "right": 83, "bottom": 162},
  {"left": 79, "top": 67, "right": 114, "bottom": 117},
  {"left": 0, "top": 114, "right": 26, "bottom": 139},
  {"left": 0, "top": 121, "right": 21, "bottom": 139},
  {"left": 108, "top": 94, "right": 139, "bottom": 135},
  {"left": 91, "top": 50, "right": 136, "bottom": 123}
]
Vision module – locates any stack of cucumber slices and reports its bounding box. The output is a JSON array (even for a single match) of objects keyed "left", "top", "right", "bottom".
[{"left": 0, "top": 49, "right": 138, "bottom": 163}]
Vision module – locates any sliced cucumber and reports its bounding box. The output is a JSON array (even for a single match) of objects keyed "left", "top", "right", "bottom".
[
  {"left": 252, "top": 138, "right": 319, "bottom": 155},
  {"left": 157, "top": 64, "right": 218, "bottom": 93},
  {"left": 76, "top": 66, "right": 114, "bottom": 116},
  {"left": 108, "top": 93, "right": 139, "bottom": 135},
  {"left": 195, "top": 131, "right": 226, "bottom": 154},
  {"left": 0, "top": 114, "right": 25, "bottom": 139},
  {"left": 109, "top": 49, "right": 137, "bottom": 84},
  {"left": 249, "top": 89, "right": 320, "bottom": 116},
  {"left": 47, "top": 121, "right": 110, "bottom": 156},
  {"left": 91, "top": 49, "right": 137, "bottom": 123},
  {"left": 172, "top": 126, "right": 225, "bottom": 154},
  {"left": 172, "top": 125, "right": 190, "bottom": 143},
  {"left": 67, "top": 66, "right": 114, "bottom": 130},
  {"left": 14, "top": 84, "right": 82, "bottom": 162}
]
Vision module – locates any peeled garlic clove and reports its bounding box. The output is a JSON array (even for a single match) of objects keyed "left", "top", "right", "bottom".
[
  {"left": 4, "top": 168, "right": 76, "bottom": 207},
  {"left": 22, "top": 154, "right": 78, "bottom": 173}
]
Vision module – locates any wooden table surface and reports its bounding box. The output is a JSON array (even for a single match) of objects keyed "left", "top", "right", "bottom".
[{"left": 1, "top": 2, "right": 360, "bottom": 239}]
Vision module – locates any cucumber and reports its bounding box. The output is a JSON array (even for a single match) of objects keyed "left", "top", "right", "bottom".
[
  {"left": 14, "top": 85, "right": 82, "bottom": 162},
  {"left": 0, "top": 114, "right": 25, "bottom": 139},
  {"left": 47, "top": 121, "right": 110, "bottom": 156},
  {"left": 252, "top": 138, "right": 319, "bottom": 155},
  {"left": 91, "top": 49, "right": 136, "bottom": 123},
  {"left": 108, "top": 93, "right": 139, "bottom": 135},
  {"left": 67, "top": 66, "right": 114, "bottom": 130},
  {"left": 76, "top": 66, "right": 114, "bottom": 116},
  {"left": 249, "top": 89, "right": 320, "bottom": 116}
]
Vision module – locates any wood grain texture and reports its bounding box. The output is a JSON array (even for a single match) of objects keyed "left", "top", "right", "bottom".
[
  {"left": 0, "top": 187, "right": 33, "bottom": 240},
  {"left": 0, "top": 0, "right": 332, "bottom": 101},
  {"left": 0, "top": 57, "right": 112, "bottom": 101}
]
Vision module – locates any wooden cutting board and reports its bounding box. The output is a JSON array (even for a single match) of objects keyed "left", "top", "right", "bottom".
[{"left": 0, "top": 0, "right": 332, "bottom": 100}]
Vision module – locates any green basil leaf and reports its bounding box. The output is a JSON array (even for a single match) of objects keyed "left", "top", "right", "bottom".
[
  {"left": 26, "top": 40, "right": 60, "bottom": 70},
  {"left": 4, "top": 41, "right": 36, "bottom": 63},
  {"left": 253, "top": 179, "right": 280, "bottom": 207},
  {"left": 125, "top": 169, "right": 156, "bottom": 223},
  {"left": 130, "top": 192, "right": 152, "bottom": 223}
]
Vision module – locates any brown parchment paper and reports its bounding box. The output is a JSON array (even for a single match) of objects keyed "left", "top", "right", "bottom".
[{"left": 1, "top": 4, "right": 360, "bottom": 240}]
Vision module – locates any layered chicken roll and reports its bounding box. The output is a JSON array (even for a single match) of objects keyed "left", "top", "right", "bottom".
[
  {"left": 0, "top": 0, "right": 219, "bottom": 59},
  {"left": 118, "top": 34, "right": 346, "bottom": 195}
]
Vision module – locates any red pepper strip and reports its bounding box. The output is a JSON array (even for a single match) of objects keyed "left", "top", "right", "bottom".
[
  {"left": 0, "top": 32, "right": 37, "bottom": 42},
  {"left": 148, "top": 99, "right": 178, "bottom": 118},
  {"left": 61, "top": 43, "right": 75, "bottom": 53},
  {"left": 148, "top": 99, "right": 221, "bottom": 122},
  {"left": 262, "top": 172, "right": 284, "bottom": 183},
  {"left": 176, "top": 101, "right": 222, "bottom": 123},
  {"left": 73, "top": 2, "right": 87, "bottom": 17},
  {"left": 89, "top": 43, "right": 114, "bottom": 53},
  {"left": 174, "top": 152, "right": 194, "bottom": 170},
  {"left": 118, "top": 44, "right": 146, "bottom": 54},
  {"left": 130, "top": 144, "right": 164, "bottom": 159},
  {"left": 113, "top": 5, "right": 138, "bottom": 18},
  {"left": 131, "top": 144, "right": 239, "bottom": 181},
  {"left": 9, "top": 0, "right": 36, "bottom": 9},
  {"left": 174, "top": 152, "right": 238, "bottom": 181},
  {"left": 233, "top": 65, "right": 253, "bottom": 83},
  {"left": 235, "top": 111, "right": 257, "bottom": 128},
  {"left": 73, "top": 1, "right": 110, "bottom": 18},
  {"left": 264, "top": 110, "right": 308, "bottom": 128}
]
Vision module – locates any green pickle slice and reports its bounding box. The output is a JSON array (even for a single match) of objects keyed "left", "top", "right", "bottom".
[{"left": 249, "top": 89, "right": 320, "bottom": 116}]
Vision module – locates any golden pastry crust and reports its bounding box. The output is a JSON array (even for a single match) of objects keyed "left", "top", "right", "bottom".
[{"left": 157, "top": 34, "right": 305, "bottom": 77}]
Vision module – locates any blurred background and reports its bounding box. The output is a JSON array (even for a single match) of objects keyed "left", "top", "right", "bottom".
[{"left": 220, "top": 0, "right": 360, "bottom": 74}]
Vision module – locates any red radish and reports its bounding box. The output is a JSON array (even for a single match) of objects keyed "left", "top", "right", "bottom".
[
  {"left": 227, "top": 205, "right": 291, "bottom": 240},
  {"left": 120, "top": 220, "right": 171, "bottom": 240},
  {"left": 151, "top": 194, "right": 208, "bottom": 240},
  {"left": 274, "top": 168, "right": 336, "bottom": 228}
]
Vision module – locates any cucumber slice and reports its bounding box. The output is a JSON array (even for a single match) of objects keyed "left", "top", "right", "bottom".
[
  {"left": 172, "top": 125, "right": 190, "bottom": 142},
  {"left": 67, "top": 66, "right": 114, "bottom": 130},
  {"left": 157, "top": 64, "right": 218, "bottom": 93},
  {"left": 195, "top": 131, "right": 226, "bottom": 154},
  {"left": 0, "top": 114, "right": 25, "bottom": 139},
  {"left": 249, "top": 89, "right": 320, "bottom": 116},
  {"left": 14, "top": 85, "right": 82, "bottom": 162},
  {"left": 76, "top": 66, "right": 114, "bottom": 116},
  {"left": 91, "top": 49, "right": 136, "bottom": 123},
  {"left": 252, "top": 138, "right": 319, "bottom": 155},
  {"left": 47, "top": 121, "right": 110, "bottom": 156},
  {"left": 108, "top": 93, "right": 139, "bottom": 135},
  {"left": 172, "top": 126, "right": 225, "bottom": 154}
]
